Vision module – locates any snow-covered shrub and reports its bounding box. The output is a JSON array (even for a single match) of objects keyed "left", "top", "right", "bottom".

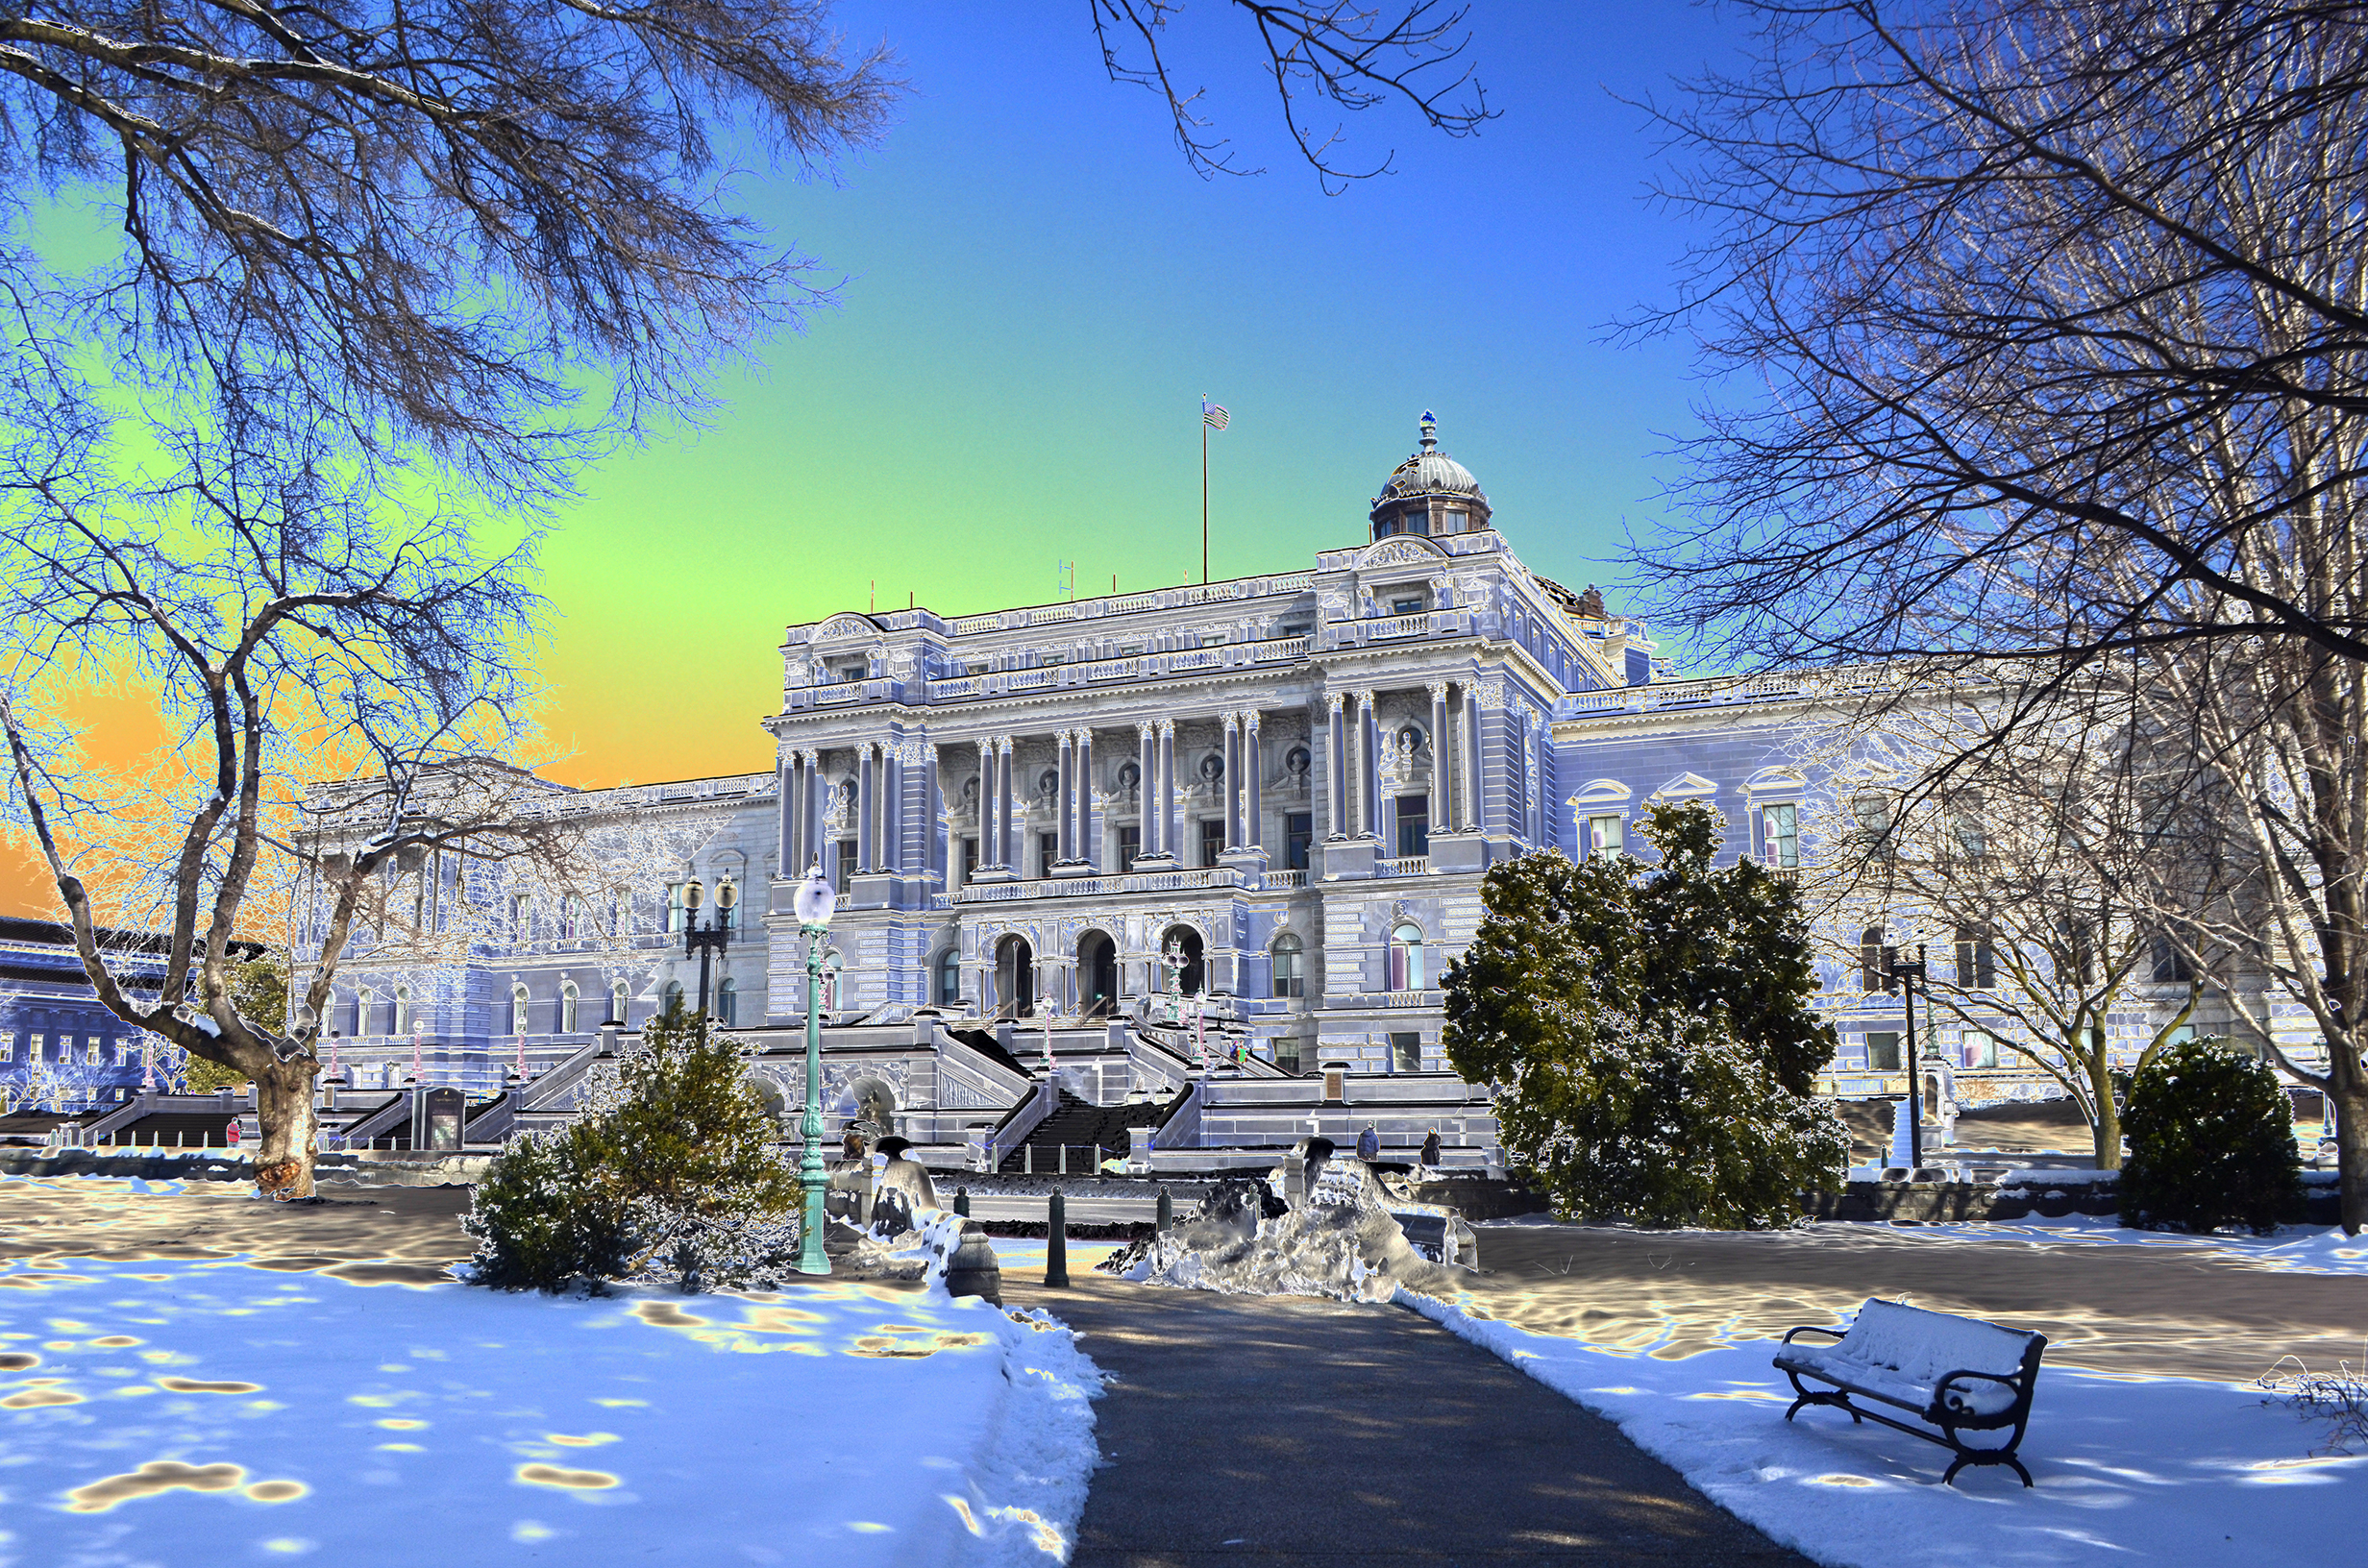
[
  {"left": 2119, "top": 1038, "right": 2301, "bottom": 1235},
  {"left": 466, "top": 1011, "right": 802, "bottom": 1292},
  {"left": 1444, "top": 802, "right": 1845, "bottom": 1228}
]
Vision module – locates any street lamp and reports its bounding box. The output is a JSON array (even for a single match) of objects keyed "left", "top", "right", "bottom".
[
  {"left": 682, "top": 877, "right": 735, "bottom": 1017},
  {"left": 1881, "top": 941, "right": 1930, "bottom": 1170},
  {"left": 792, "top": 865, "right": 836, "bottom": 1276}
]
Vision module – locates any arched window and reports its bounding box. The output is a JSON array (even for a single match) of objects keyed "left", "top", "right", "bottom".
[
  {"left": 716, "top": 978, "right": 738, "bottom": 1027},
  {"left": 1271, "top": 933, "right": 1304, "bottom": 998},
  {"left": 660, "top": 979, "right": 685, "bottom": 1018},
  {"left": 355, "top": 988, "right": 374, "bottom": 1037},
  {"left": 1388, "top": 923, "right": 1425, "bottom": 992},
  {"left": 1860, "top": 928, "right": 1887, "bottom": 992},
  {"left": 937, "top": 950, "right": 962, "bottom": 1007},
  {"left": 510, "top": 984, "right": 530, "bottom": 1037},
  {"left": 392, "top": 985, "right": 412, "bottom": 1037},
  {"left": 611, "top": 979, "right": 630, "bottom": 1026},
  {"left": 560, "top": 981, "right": 580, "bottom": 1034},
  {"left": 822, "top": 952, "right": 844, "bottom": 1013}
]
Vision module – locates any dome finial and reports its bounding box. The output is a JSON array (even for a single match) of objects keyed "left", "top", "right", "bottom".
[{"left": 1418, "top": 410, "right": 1438, "bottom": 452}]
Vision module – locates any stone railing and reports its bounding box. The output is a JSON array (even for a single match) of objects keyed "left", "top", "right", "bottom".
[
  {"left": 951, "top": 866, "right": 1249, "bottom": 904},
  {"left": 1262, "top": 869, "right": 1307, "bottom": 889},
  {"left": 1374, "top": 856, "right": 1433, "bottom": 876}
]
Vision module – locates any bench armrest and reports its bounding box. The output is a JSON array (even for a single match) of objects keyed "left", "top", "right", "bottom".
[
  {"left": 1780, "top": 1325, "right": 1847, "bottom": 1347},
  {"left": 1934, "top": 1367, "right": 2030, "bottom": 1412}
]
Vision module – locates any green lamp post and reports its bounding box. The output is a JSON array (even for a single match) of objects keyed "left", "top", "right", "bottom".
[{"left": 792, "top": 864, "right": 837, "bottom": 1275}]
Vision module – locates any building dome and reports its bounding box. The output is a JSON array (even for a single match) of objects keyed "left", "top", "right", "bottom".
[{"left": 1370, "top": 412, "right": 1491, "bottom": 540}]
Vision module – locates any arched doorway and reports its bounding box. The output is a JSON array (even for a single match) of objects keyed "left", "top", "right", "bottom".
[
  {"left": 1159, "top": 924, "right": 1205, "bottom": 993},
  {"left": 995, "top": 934, "right": 1035, "bottom": 1017},
  {"left": 1077, "top": 931, "right": 1119, "bottom": 1017}
]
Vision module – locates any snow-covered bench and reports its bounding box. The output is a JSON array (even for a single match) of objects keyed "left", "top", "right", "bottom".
[{"left": 1773, "top": 1299, "right": 2047, "bottom": 1486}]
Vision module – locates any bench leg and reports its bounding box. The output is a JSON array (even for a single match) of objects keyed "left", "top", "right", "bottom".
[
  {"left": 1940, "top": 1439, "right": 2033, "bottom": 1489},
  {"left": 1781, "top": 1373, "right": 1862, "bottom": 1426}
]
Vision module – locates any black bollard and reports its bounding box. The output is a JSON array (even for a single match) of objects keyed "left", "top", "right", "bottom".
[
  {"left": 1045, "top": 1191, "right": 1070, "bottom": 1288},
  {"left": 1156, "top": 1186, "right": 1173, "bottom": 1232},
  {"left": 953, "top": 1187, "right": 971, "bottom": 1217}
]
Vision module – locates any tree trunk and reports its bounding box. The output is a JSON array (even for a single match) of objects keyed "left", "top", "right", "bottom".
[
  {"left": 2092, "top": 1075, "right": 2123, "bottom": 1172},
  {"left": 2333, "top": 1056, "right": 2366, "bottom": 1237},
  {"left": 253, "top": 1056, "right": 321, "bottom": 1199}
]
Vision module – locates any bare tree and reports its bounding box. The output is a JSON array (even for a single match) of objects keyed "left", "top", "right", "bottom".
[
  {"left": 1803, "top": 692, "right": 2200, "bottom": 1167},
  {"left": 0, "top": 0, "right": 897, "bottom": 495},
  {"left": 1630, "top": 0, "right": 2368, "bottom": 673},
  {"left": 1635, "top": 1, "right": 2368, "bottom": 1229},
  {"left": 1090, "top": 0, "right": 1492, "bottom": 191},
  {"left": 1, "top": 403, "right": 597, "bottom": 1194}
]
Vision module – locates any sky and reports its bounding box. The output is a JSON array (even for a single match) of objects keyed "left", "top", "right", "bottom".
[{"left": 4, "top": 3, "right": 1753, "bottom": 917}]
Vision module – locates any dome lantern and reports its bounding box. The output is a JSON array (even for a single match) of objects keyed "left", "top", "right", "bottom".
[{"left": 1369, "top": 410, "right": 1490, "bottom": 541}]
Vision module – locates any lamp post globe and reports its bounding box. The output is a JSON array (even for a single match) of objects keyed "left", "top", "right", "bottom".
[{"left": 795, "top": 863, "right": 834, "bottom": 1274}]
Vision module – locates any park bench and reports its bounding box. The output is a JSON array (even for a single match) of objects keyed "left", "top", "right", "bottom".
[{"left": 1773, "top": 1299, "right": 2047, "bottom": 1486}]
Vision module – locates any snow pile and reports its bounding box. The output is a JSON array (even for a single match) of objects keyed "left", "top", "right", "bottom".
[
  {"left": 0, "top": 1250, "right": 1100, "bottom": 1566},
  {"left": 1399, "top": 1288, "right": 2363, "bottom": 1568},
  {"left": 1098, "top": 1164, "right": 1460, "bottom": 1304}
]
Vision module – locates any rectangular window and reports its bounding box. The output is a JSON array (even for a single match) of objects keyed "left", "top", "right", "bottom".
[
  {"left": 1391, "top": 596, "right": 1424, "bottom": 615},
  {"left": 665, "top": 883, "right": 686, "bottom": 934},
  {"left": 1118, "top": 825, "right": 1141, "bottom": 870},
  {"left": 1285, "top": 813, "right": 1313, "bottom": 871},
  {"left": 30, "top": 1034, "right": 44, "bottom": 1063},
  {"left": 1199, "top": 818, "right": 1225, "bottom": 867},
  {"left": 2150, "top": 935, "right": 2193, "bottom": 983},
  {"left": 511, "top": 894, "right": 532, "bottom": 939},
  {"left": 1394, "top": 796, "right": 1430, "bottom": 857},
  {"left": 1866, "top": 1032, "right": 1903, "bottom": 1071},
  {"left": 1852, "top": 793, "right": 1892, "bottom": 853},
  {"left": 1390, "top": 1032, "right": 1422, "bottom": 1073},
  {"left": 0, "top": 1034, "right": 11, "bottom": 1062},
  {"left": 1760, "top": 802, "right": 1799, "bottom": 869},
  {"left": 960, "top": 837, "right": 979, "bottom": 884},
  {"left": 86, "top": 1039, "right": 100, "bottom": 1065},
  {"left": 833, "top": 839, "right": 856, "bottom": 894},
  {"left": 1964, "top": 1030, "right": 1999, "bottom": 1069},
  {"left": 1955, "top": 926, "right": 1997, "bottom": 990},
  {"left": 1587, "top": 814, "right": 1624, "bottom": 858},
  {"left": 1275, "top": 1038, "right": 1302, "bottom": 1074},
  {"left": 1038, "top": 831, "right": 1059, "bottom": 878}
]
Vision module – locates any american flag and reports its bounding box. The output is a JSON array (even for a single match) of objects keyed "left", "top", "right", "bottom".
[{"left": 1202, "top": 402, "right": 1230, "bottom": 430}]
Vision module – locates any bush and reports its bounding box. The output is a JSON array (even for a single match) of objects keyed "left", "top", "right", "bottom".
[
  {"left": 2119, "top": 1039, "right": 2301, "bottom": 1235},
  {"left": 1443, "top": 803, "right": 1846, "bottom": 1229},
  {"left": 465, "top": 1011, "right": 804, "bottom": 1292}
]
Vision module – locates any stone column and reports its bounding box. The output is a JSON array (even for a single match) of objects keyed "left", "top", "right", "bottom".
[
  {"left": 790, "top": 757, "right": 809, "bottom": 876},
  {"left": 1137, "top": 722, "right": 1157, "bottom": 860},
  {"left": 1358, "top": 691, "right": 1381, "bottom": 841},
  {"left": 1427, "top": 681, "right": 1450, "bottom": 843},
  {"left": 975, "top": 738, "right": 996, "bottom": 870},
  {"left": 1325, "top": 692, "right": 1347, "bottom": 840},
  {"left": 856, "top": 743, "right": 877, "bottom": 871},
  {"left": 1222, "top": 713, "right": 1243, "bottom": 850},
  {"left": 925, "top": 744, "right": 944, "bottom": 883},
  {"left": 1243, "top": 712, "right": 1263, "bottom": 848},
  {"left": 802, "top": 750, "right": 821, "bottom": 875},
  {"left": 1463, "top": 685, "right": 1485, "bottom": 832},
  {"left": 1077, "top": 730, "right": 1097, "bottom": 869},
  {"left": 1057, "top": 731, "right": 1076, "bottom": 864},
  {"left": 883, "top": 745, "right": 902, "bottom": 874},
  {"left": 1156, "top": 719, "right": 1176, "bottom": 858},
  {"left": 995, "top": 736, "right": 1015, "bottom": 870}
]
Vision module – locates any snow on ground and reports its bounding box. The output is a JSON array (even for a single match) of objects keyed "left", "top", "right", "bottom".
[
  {"left": 1, "top": 1213, "right": 1102, "bottom": 1566},
  {"left": 1399, "top": 1286, "right": 2362, "bottom": 1568},
  {"left": 1797, "top": 1217, "right": 2368, "bottom": 1276}
]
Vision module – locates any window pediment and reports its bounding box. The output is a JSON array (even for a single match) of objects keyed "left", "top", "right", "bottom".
[{"left": 1652, "top": 772, "right": 1718, "bottom": 800}]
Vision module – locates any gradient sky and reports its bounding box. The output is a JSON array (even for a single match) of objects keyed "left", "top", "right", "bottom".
[{"left": 6, "top": 4, "right": 1752, "bottom": 915}]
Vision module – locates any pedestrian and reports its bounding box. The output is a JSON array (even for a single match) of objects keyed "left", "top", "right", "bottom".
[
  {"left": 1420, "top": 1128, "right": 1442, "bottom": 1169},
  {"left": 1356, "top": 1123, "right": 1379, "bottom": 1162},
  {"left": 225, "top": 1119, "right": 240, "bottom": 1149}
]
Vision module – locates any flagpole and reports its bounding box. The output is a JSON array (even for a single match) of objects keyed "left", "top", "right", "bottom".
[{"left": 1200, "top": 396, "right": 1209, "bottom": 585}]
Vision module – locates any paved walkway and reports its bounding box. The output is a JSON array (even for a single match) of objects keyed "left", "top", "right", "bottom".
[{"left": 1002, "top": 1272, "right": 1811, "bottom": 1567}]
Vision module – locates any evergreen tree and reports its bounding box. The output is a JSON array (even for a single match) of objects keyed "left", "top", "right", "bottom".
[
  {"left": 467, "top": 1011, "right": 802, "bottom": 1292},
  {"left": 2120, "top": 1040, "right": 2303, "bottom": 1236},
  {"left": 1444, "top": 802, "right": 1845, "bottom": 1228}
]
